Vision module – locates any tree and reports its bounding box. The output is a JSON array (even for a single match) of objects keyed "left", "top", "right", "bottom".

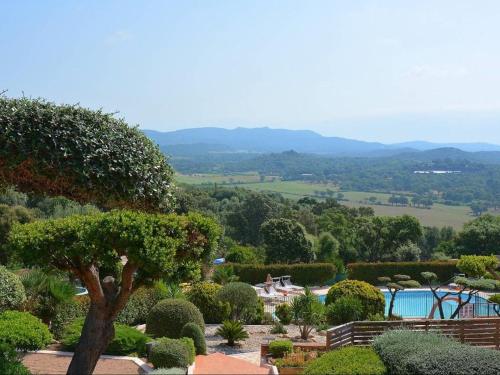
[
  {"left": 394, "top": 242, "right": 421, "bottom": 261},
  {"left": 290, "top": 288, "right": 324, "bottom": 340},
  {"left": 377, "top": 275, "right": 420, "bottom": 318},
  {"left": 0, "top": 204, "right": 34, "bottom": 264},
  {"left": 0, "top": 96, "right": 174, "bottom": 211},
  {"left": 316, "top": 232, "right": 339, "bottom": 262},
  {"left": 8, "top": 211, "right": 220, "bottom": 374},
  {"left": 261, "top": 218, "right": 313, "bottom": 263},
  {"left": 457, "top": 255, "right": 499, "bottom": 280},
  {"left": 456, "top": 215, "right": 500, "bottom": 255}
]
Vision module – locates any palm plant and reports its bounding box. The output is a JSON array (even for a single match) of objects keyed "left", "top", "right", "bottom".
[
  {"left": 290, "top": 288, "right": 324, "bottom": 340},
  {"left": 21, "top": 268, "right": 75, "bottom": 324},
  {"left": 215, "top": 320, "right": 249, "bottom": 346},
  {"left": 212, "top": 266, "right": 239, "bottom": 285}
]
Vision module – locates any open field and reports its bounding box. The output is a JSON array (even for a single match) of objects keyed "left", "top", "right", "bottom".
[{"left": 175, "top": 173, "right": 487, "bottom": 228}]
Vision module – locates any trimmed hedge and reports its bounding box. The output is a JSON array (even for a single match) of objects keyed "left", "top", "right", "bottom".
[
  {"left": 268, "top": 340, "right": 293, "bottom": 358},
  {"left": 303, "top": 346, "right": 386, "bottom": 375},
  {"left": 325, "top": 280, "right": 385, "bottom": 319},
  {"left": 117, "top": 285, "right": 168, "bottom": 326},
  {"left": 216, "top": 282, "right": 259, "bottom": 322},
  {"left": 62, "top": 318, "right": 149, "bottom": 356},
  {"left": 222, "top": 263, "right": 336, "bottom": 286},
  {"left": 0, "top": 311, "right": 52, "bottom": 351},
  {"left": 150, "top": 337, "right": 194, "bottom": 369},
  {"left": 348, "top": 261, "right": 458, "bottom": 285},
  {"left": 180, "top": 323, "right": 206, "bottom": 355},
  {"left": 186, "top": 282, "right": 230, "bottom": 324},
  {"left": 0, "top": 266, "right": 26, "bottom": 313},
  {"left": 146, "top": 299, "right": 205, "bottom": 339},
  {"left": 373, "top": 330, "right": 500, "bottom": 375}
]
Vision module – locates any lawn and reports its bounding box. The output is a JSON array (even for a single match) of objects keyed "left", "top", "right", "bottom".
[{"left": 175, "top": 174, "right": 479, "bottom": 228}]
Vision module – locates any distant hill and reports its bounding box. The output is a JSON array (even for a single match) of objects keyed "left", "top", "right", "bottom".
[{"left": 144, "top": 127, "right": 500, "bottom": 156}]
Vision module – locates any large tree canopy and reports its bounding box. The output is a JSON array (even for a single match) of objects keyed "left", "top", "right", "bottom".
[
  {"left": 0, "top": 96, "right": 174, "bottom": 211},
  {"left": 8, "top": 210, "right": 220, "bottom": 374}
]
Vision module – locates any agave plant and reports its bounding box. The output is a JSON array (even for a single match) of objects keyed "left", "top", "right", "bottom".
[{"left": 215, "top": 320, "right": 249, "bottom": 346}]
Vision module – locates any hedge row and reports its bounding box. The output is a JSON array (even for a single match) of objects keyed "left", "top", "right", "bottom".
[
  {"left": 347, "top": 261, "right": 458, "bottom": 285},
  {"left": 223, "top": 263, "right": 336, "bottom": 286}
]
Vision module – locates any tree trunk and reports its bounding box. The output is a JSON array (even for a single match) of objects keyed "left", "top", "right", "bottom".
[
  {"left": 388, "top": 292, "right": 396, "bottom": 318},
  {"left": 67, "top": 303, "right": 115, "bottom": 375}
]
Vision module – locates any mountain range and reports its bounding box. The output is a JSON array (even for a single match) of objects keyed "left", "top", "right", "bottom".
[{"left": 143, "top": 127, "right": 500, "bottom": 157}]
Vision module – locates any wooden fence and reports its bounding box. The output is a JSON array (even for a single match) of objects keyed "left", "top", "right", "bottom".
[{"left": 326, "top": 317, "right": 500, "bottom": 350}]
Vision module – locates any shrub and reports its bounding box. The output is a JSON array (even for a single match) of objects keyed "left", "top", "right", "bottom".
[
  {"left": 51, "top": 295, "right": 90, "bottom": 339},
  {"left": 216, "top": 282, "right": 258, "bottom": 321},
  {"left": 303, "top": 346, "right": 386, "bottom": 375},
  {"left": 0, "top": 311, "right": 52, "bottom": 351},
  {"left": 325, "top": 280, "right": 385, "bottom": 319},
  {"left": 212, "top": 266, "right": 239, "bottom": 285},
  {"left": 150, "top": 338, "right": 194, "bottom": 369},
  {"left": 146, "top": 299, "right": 205, "bottom": 339},
  {"left": 180, "top": 323, "right": 206, "bottom": 355},
  {"left": 186, "top": 282, "right": 230, "bottom": 324},
  {"left": 150, "top": 368, "right": 186, "bottom": 375},
  {"left": 348, "top": 261, "right": 457, "bottom": 285},
  {"left": 275, "top": 303, "right": 292, "bottom": 325},
  {"left": 215, "top": 320, "right": 249, "bottom": 346},
  {"left": 0, "top": 266, "right": 26, "bottom": 313},
  {"left": 0, "top": 343, "right": 30, "bottom": 375},
  {"left": 179, "top": 337, "right": 195, "bottom": 364},
  {"left": 225, "top": 245, "right": 259, "bottom": 264},
  {"left": 268, "top": 340, "right": 293, "bottom": 358},
  {"left": 223, "top": 263, "right": 336, "bottom": 286},
  {"left": 326, "top": 296, "right": 364, "bottom": 325},
  {"left": 62, "top": 318, "right": 149, "bottom": 356},
  {"left": 373, "top": 330, "right": 500, "bottom": 375},
  {"left": 262, "top": 312, "right": 274, "bottom": 325},
  {"left": 117, "top": 284, "right": 168, "bottom": 326},
  {"left": 270, "top": 321, "right": 287, "bottom": 334}
]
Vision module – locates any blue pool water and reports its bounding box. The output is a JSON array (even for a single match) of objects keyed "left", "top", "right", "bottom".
[{"left": 318, "top": 290, "right": 495, "bottom": 319}]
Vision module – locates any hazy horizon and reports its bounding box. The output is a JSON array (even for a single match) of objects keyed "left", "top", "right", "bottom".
[{"left": 2, "top": 1, "right": 500, "bottom": 143}]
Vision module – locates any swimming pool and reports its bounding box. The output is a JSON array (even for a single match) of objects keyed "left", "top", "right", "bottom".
[{"left": 318, "top": 290, "right": 496, "bottom": 319}]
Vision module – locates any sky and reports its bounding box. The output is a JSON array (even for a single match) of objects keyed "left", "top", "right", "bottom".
[{"left": 1, "top": 0, "right": 500, "bottom": 143}]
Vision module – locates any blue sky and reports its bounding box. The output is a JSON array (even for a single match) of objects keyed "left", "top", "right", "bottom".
[{"left": 2, "top": 1, "right": 500, "bottom": 143}]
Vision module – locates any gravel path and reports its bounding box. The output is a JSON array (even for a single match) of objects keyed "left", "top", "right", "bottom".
[{"left": 205, "top": 324, "right": 327, "bottom": 355}]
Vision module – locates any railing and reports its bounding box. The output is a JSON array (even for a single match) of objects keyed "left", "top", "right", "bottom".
[
  {"left": 261, "top": 295, "right": 293, "bottom": 315},
  {"left": 326, "top": 318, "right": 500, "bottom": 350}
]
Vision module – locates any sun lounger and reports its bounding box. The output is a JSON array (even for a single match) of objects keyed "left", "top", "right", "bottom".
[{"left": 280, "top": 275, "right": 304, "bottom": 292}]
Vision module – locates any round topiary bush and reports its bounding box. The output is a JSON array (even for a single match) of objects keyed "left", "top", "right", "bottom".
[
  {"left": 150, "top": 338, "right": 194, "bottom": 369},
  {"left": 0, "top": 96, "right": 174, "bottom": 211},
  {"left": 326, "top": 296, "right": 364, "bottom": 325},
  {"left": 0, "top": 311, "right": 52, "bottom": 351},
  {"left": 0, "top": 266, "right": 26, "bottom": 313},
  {"left": 180, "top": 322, "right": 206, "bottom": 355},
  {"left": 275, "top": 303, "right": 292, "bottom": 325},
  {"left": 268, "top": 340, "right": 293, "bottom": 359},
  {"left": 186, "top": 282, "right": 230, "bottom": 324},
  {"left": 146, "top": 299, "right": 205, "bottom": 339},
  {"left": 62, "top": 318, "right": 149, "bottom": 356},
  {"left": 325, "top": 280, "right": 385, "bottom": 319},
  {"left": 303, "top": 346, "right": 386, "bottom": 375},
  {"left": 216, "top": 282, "right": 258, "bottom": 321}
]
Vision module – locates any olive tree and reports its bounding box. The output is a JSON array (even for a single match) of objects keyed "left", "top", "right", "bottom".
[
  {"left": 9, "top": 211, "right": 220, "bottom": 374},
  {"left": 0, "top": 96, "right": 174, "bottom": 211}
]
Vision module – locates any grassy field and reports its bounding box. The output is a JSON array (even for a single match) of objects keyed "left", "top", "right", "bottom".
[{"left": 175, "top": 173, "right": 479, "bottom": 229}]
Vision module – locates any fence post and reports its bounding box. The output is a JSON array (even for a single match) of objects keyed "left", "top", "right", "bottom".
[
  {"left": 496, "top": 319, "right": 499, "bottom": 350},
  {"left": 326, "top": 329, "right": 331, "bottom": 350}
]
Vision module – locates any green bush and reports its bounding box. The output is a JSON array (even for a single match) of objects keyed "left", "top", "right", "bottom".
[
  {"left": 304, "top": 346, "right": 386, "bottom": 375},
  {"left": 348, "top": 261, "right": 457, "bottom": 285},
  {"left": 225, "top": 245, "right": 259, "bottom": 264},
  {"left": 0, "top": 343, "right": 30, "bottom": 375},
  {"left": 0, "top": 266, "right": 26, "bottom": 313},
  {"left": 270, "top": 321, "right": 287, "bottom": 334},
  {"left": 180, "top": 322, "right": 206, "bottom": 355},
  {"left": 215, "top": 320, "right": 249, "bottom": 346},
  {"left": 216, "top": 282, "right": 258, "bottom": 322},
  {"left": 326, "top": 296, "right": 364, "bottom": 325},
  {"left": 186, "top": 282, "right": 230, "bottom": 324},
  {"left": 0, "top": 96, "right": 175, "bottom": 211},
  {"left": 223, "top": 263, "right": 336, "bottom": 286},
  {"left": 0, "top": 311, "right": 52, "bottom": 351},
  {"left": 275, "top": 303, "right": 292, "bottom": 325},
  {"left": 62, "top": 318, "right": 149, "bottom": 356},
  {"left": 179, "top": 337, "right": 195, "bottom": 364},
  {"left": 146, "top": 299, "right": 205, "bottom": 339},
  {"left": 150, "top": 337, "right": 194, "bottom": 369},
  {"left": 268, "top": 340, "right": 293, "bottom": 358},
  {"left": 150, "top": 368, "right": 186, "bottom": 375},
  {"left": 117, "top": 284, "right": 167, "bottom": 326},
  {"left": 373, "top": 330, "right": 500, "bottom": 375},
  {"left": 325, "top": 280, "right": 385, "bottom": 319},
  {"left": 51, "top": 295, "right": 90, "bottom": 339}
]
